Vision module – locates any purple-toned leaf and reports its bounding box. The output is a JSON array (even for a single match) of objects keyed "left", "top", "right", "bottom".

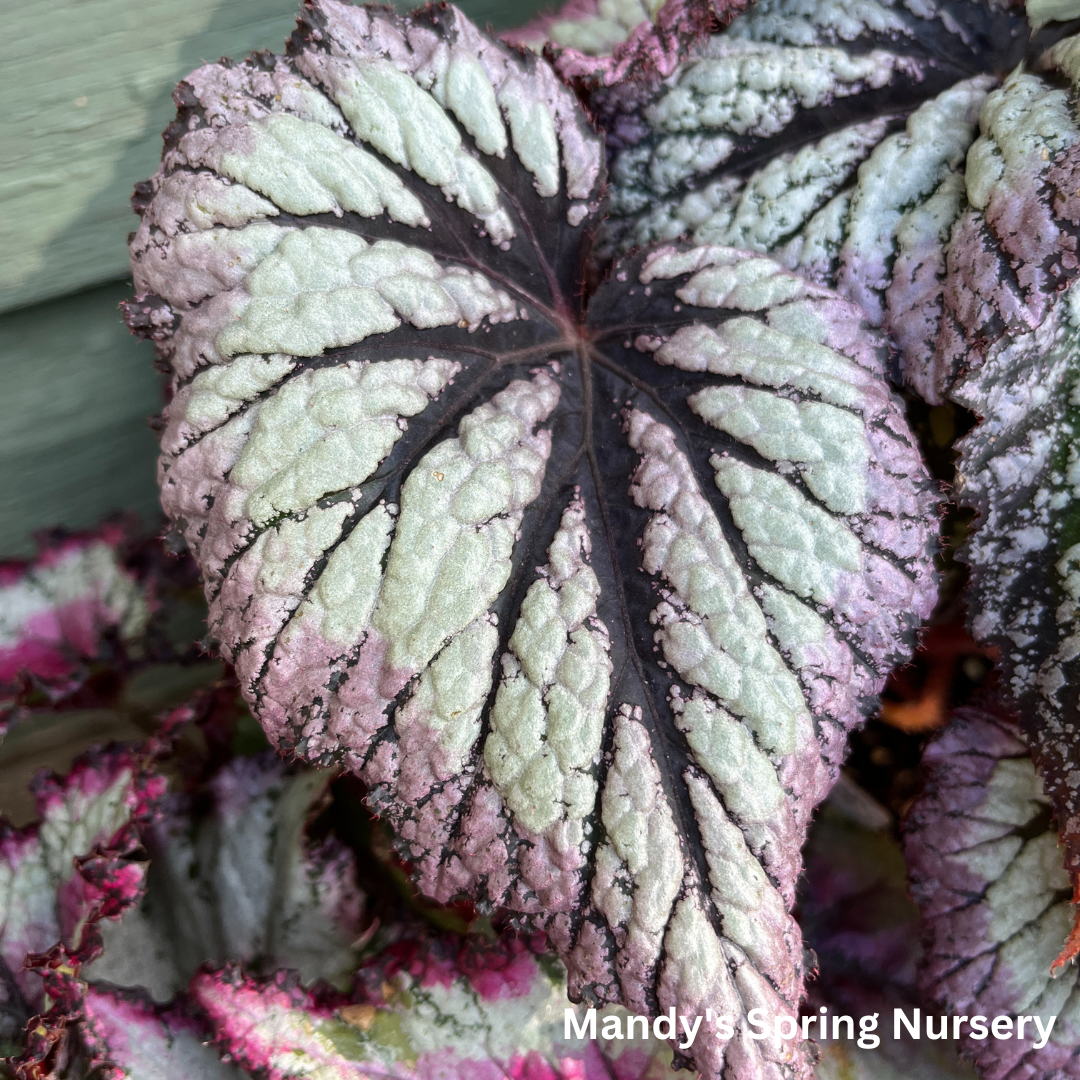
[
  {"left": 514, "top": 0, "right": 739, "bottom": 88},
  {"left": 19, "top": 975, "right": 241, "bottom": 1080},
  {"left": 935, "top": 39, "right": 1080, "bottom": 402},
  {"left": 3, "top": 695, "right": 361, "bottom": 1077},
  {"left": 86, "top": 752, "right": 364, "bottom": 997},
  {"left": 0, "top": 526, "right": 149, "bottom": 709},
  {"left": 802, "top": 784, "right": 981, "bottom": 1080},
  {"left": 192, "top": 935, "right": 680, "bottom": 1080},
  {"left": 15, "top": 944, "right": 89, "bottom": 1080},
  {"left": 0, "top": 748, "right": 165, "bottom": 1014},
  {"left": 799, "top": 782, "right": 981, "bottom": 1080},
  {"left": 80, "top": 985, "right": 242, "bottom": 1080},
  {"left": 129, "top": 4, "right": 938, "bottom": 1075},
  {"left": 815, "top": 1035, "right": 980, "bottom": 1080},
  {"left": 584, "top": 0, "right": 1038, "bottom": 405},
  {"left": 800, "top": 791, "right": 919, "bottom": 1020},
  {"left": 905, "top": 698, "right": 1080, "bottom": 1080},
  {"left": 503, "top": 0, "right": 663, "bottom": 59},
  {"left": 1, "top": 741, "right": 171, "bottom": 1080},
  {"left": 950, "top": 264, "right": 1080, "bottom": 960}
]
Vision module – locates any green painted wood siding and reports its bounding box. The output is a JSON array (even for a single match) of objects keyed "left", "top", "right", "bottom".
[{"left": 0, "top": 282, "right": 163, "bottom": 556}]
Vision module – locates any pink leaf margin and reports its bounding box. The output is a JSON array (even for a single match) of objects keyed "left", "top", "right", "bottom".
[{"left": 8, "top": 704, "right": 196, "bottom": 1079}]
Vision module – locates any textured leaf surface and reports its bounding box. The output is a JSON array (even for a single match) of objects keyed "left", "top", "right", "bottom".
[
  {"left": 192, "top": 938, "right": 678, "bottom": 1080},
  {"left": 905, "top": 699, "right": 1080, "bottom": 1080},
  {"left": 130, "top": 3, "right": 938, "bottom": 1075},
  {"left": 22, "top": 697, "right": 678, "bottom": 1080},
  {"left": 506, "top": 0, "right": 669, "bottom": 58},
  {"left": 933, "top": 38, "right": 1080, "bottom": 403},
  {"left": 952, "top": 274, "right": 1080, "bottom": 917},
  {"left": 508, "top": 0, "right": 737, "bottom": 88},
  {"left": 585, "top": 0, "right": 1034, "bottom": 403}
]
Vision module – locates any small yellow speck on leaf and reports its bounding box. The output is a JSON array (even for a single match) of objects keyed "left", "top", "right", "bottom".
[{"left": 339, "top": 1004, "right": 377, "bottom": 1030}]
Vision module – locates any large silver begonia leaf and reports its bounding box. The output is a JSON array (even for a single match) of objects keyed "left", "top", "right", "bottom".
[
  {"left": 127, "top": 4, "right": 938, "bottom": 1076},
  {"left": 946, "top": 26, "right": 1080, "bottom": 943}
]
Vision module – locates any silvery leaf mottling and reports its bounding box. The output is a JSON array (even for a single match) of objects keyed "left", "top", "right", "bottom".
[
  {"left": 506, "top": 0, "right": 668, "bottom": 58},
  {"left": 85, "top": 754, "right": 364, "bottom": 998},
  {"left": 507, "top": 0, "right": 741, "bottom": 89},
  {"left": 585, "top": 0, "right": 1038, "bottom": 404},
  {"left": 189, "top": 936, "right": 681, "bottom": 1080},
  {"left": 936, "top": 37, "right": 1080, "bottom": 403},
  {"left": 906, "top": 699, "right": 1079, "bottom": 1080},
  {"left": 126, "top": 3, "right": 938, "bottom": 1076},
  {"left": 952, "top": 275, "right": 1080, "bottom": 946}
]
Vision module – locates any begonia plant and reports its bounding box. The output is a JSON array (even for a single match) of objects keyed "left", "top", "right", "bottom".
[{"left": 7, "top": 0, "right": 1080, "bottom": 1076}]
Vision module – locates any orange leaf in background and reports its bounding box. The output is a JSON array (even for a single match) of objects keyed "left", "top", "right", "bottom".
[
  {"left": 1051, "top": 880, "right": 1080, "bottom": 975},
  {"left": 879, "top": 623, "right": 992, "bottom": 734}
]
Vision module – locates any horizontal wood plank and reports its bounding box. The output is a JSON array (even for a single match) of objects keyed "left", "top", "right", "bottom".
[{"left": 0, "top": 281, "right": 164, "bottom": 555}]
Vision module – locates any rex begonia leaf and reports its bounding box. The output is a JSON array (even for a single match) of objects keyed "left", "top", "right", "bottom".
[
  {"left": 934, "top": 36, "right": 1080, "bottom": 405},
  {"left": 86, "top": 752, "right": 364, "bottom": 997},
  {"left": 505, "top": 0, "right": 670, "bottom": 59},
  {"left": 79, "top": 986, "right": 243, "bottom": 1080},
  {"left": 15, "top": 958, "right": 243, "bottom": 1080},
  {"left": 1, "top": 741, "right": 171, "bottom": 1079},
  {"left": 191, "top": 936, "right": 679, "bottom": 1080},
  {"left": 127, "top": 3, "right": 938, "bottom": 1075},
  {"left": 0, "top": 527, "right": 149, "bottom": 708},
  {"left": 951, "top": 269, "right": 1080, "bottom": 955},
  {"left": 905, "top": 698, "right": 1080, "bottom": 1080},
  {"left": 802, "top": 793, "right": 980, "bottom": 1080},
  {"left": 582, "top": 0, "right": 1038, "bottom": 404},
  {"left": 0, "top": 747, "right": 165, "bottom": 1015}
]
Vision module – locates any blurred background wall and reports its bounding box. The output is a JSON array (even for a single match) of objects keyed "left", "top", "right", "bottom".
[{"left": 0, "top": 0, "right": 540, "bottom": 555}]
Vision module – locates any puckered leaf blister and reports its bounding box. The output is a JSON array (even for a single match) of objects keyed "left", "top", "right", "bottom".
[
  {"left": 128, "top": 3, "right": 939, "bottom": 1076},
  {"left": 937, "top": 38, "right": 1080, "bottom": 402},
  {"left": 506, "top": 0, "right": 671, "bottom": 60},
  {"left": 906, "top": 699, "right": 1080, "bottom": 1080},
  {"left": 947, "top": 28, "right": 1080, "bottom": 904}
]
